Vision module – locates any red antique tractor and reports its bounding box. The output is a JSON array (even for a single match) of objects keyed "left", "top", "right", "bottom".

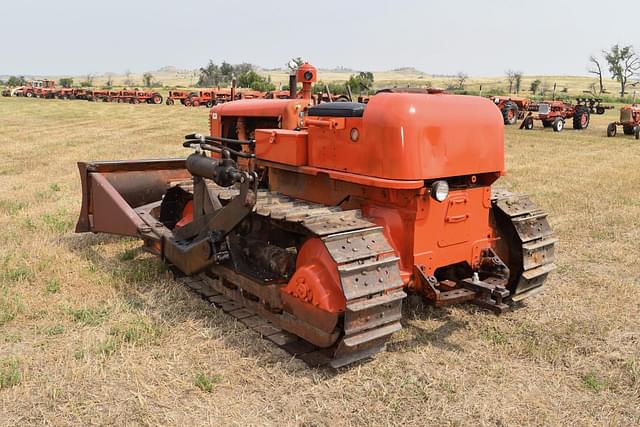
[
  {"left": 75, "top": 63, "right": 555, "bottom": 368},
  {"left": 17, "top": 80, "right": 56, "bottom": 98},
  {"left": 606, "top": 104, "right": 640, "bottom": 139},
  {"left": 520, "top": 100, "right": 590, "bottom": 132},
  {"left": 118, "top": 89, "right": 163, "bottom": 104},
  {"left": 166, "top": 90, "right": 195, "bottom": 105},
  {"left": 490, "top": 96, "right": 531, "bottom": 125}
]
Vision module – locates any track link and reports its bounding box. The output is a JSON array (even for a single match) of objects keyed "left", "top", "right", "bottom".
[
  {"left": 491, "top": 189, "right": 557, "bottom": 300},
  {"left": 174, "top": 185, "right": 406, "bottom": 368}
]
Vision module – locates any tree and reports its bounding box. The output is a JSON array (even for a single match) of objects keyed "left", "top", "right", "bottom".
[
  {"left": 347, "top": 71, "right": 374, "bottom": 94},
  {"left": 514, "top": 72, "right": 523, "bottom": 94},
  {"left": 506, "top": 70, "right": 516, "bottom": 93},
  {"left": 142, "top": 72, "right": 154, "bottom": 87},
  {"left": 7, "top": 76, "right": 26, "bottom": 86},
  {"left": 604, "top": 44, "right": 640, "bottom": 96},
  {"left": 80, "top": 74, "right": 94, "bottom": 87},
  {"left": 197, "top": 60, "right": 222, "bottom": 87},
  {"left": 123, "top": 69, "right": 135, "bottom": 87},
  {"left": 234, "top": 63, "right": 253, "bottom": 75},
  {"left": 588, "top": 54, "right": 606, "bottom": 94},
  {"left": 530, "top": 79, "right": 541, "bottom": 94},
  {"left": 454, "top": 72, "right": 468, "bottom": 90},
  {"left": 237, "top": 70, "right": 275, "bottom": 92},
  {"left": 220, "top": 61, "right": 234, "bottom": 81},
  {"left": 105, "top": 75, "right": 113, "bottom": 89},
  {"left": 59, "top": 78, "right": 73, "bottom": 88}
]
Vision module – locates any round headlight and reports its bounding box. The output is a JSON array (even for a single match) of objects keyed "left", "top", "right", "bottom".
[
  {"left": 431, "top": 180, "right": 449, "bottom": 202},
  {"left": 303, "top": 71, "right": 313, "bottom": 81}
]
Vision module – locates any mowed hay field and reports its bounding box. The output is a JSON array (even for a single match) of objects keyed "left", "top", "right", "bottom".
[{"left": 0, "top": 96, "right": 639, "bottom": 426}]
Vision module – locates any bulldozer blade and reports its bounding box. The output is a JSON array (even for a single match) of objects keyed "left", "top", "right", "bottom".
[{"left": 76, "top": 159, "right": 190, "bottom": 237}]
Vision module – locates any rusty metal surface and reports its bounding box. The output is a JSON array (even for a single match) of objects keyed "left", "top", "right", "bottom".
[
  {"left": 344, "top": 291, "right": 405, "bottom": 335},
  {"left": 75, "top": 159, "right": 189, "bottom": 235},
  {"left": 338, "top": 257, "right": 403, "bottom": 300},
  {"left": 169, "top": 185, "right": 408, "bottom": 367},
  {"left": 322, "top": 227, "right": 393, "bottom": 264}
]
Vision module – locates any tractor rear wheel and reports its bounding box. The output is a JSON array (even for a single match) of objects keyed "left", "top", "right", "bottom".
[
  {"left": 522, "top": 116, "right": 534, "bottom": 130},
  {"left": 572, "top": 106, "right": 590, "bottom": 130},
  {"left": 192, "top": 99, "right": 200, "bottom": 107},
  {"left": 623, "top": 125, "right": 635, "bottom": 135},
  {"left": 501, "top": 102, "right": 518, "bottom": 125},
  {"left": 552, "top": 117, "right": 564, "bottom": 132},
  {"left": 607, "top": 123, "right": 617, "bottom": 137},
  {"left": 184, "top": 98, "right": 192, "bottom": 107},
  {"left": 152, "top": 94, "right": 162, "bottom": 104}
]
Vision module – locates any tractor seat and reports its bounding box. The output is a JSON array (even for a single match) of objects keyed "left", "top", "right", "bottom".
[{"left": 307, "top": 102, "right": 366, "bottom": 117}]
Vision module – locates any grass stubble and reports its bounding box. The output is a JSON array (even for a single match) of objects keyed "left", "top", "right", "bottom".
[{"left": 0, "top": 97, "right": 638, "bottom": 426}]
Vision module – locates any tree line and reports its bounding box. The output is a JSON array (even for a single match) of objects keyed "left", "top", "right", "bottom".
[{"left": 196, "top": 60, "right": 376, "bottom": 94}]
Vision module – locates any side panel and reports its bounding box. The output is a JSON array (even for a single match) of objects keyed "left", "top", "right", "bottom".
[{"left": 306, "top": 93, "right": 504, "bottom": 180}]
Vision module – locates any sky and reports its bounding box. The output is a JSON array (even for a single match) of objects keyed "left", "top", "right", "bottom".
[{"left": 2, "top": 0, "right": 638, "bottom": 77}]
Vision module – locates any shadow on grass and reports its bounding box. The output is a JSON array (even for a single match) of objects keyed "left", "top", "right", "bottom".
[{"left": 62, "top": 232, "right": 498, "bottom": 377}]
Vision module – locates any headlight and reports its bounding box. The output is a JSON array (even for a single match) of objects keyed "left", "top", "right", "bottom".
[{"left": 431, "top": 180, "right": 449, "bottom": 202}]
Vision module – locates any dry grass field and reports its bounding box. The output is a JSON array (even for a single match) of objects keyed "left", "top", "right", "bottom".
[{"left": 0, "top": 96, "right": 639, "bottom": 426}]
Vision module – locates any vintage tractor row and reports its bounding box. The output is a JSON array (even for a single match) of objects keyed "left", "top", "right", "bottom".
[
  {"left": 75, "top": 63, "right": 556, "bottom": 368},
  {"left": 520, "top": 100, "right": 591, "bottom": 132},
  {"left": 490, "top": 96, "right": 611, "bottom": 128},
  {"left": 3, "top": 80, "right": 58, "bottom": 98},
  {"left": 167, "top": 88, "right": 288, "bottom": 107},
  {"left": 86, "top": 89, "right": 163, "bottom": 104},
  {"left": 607, "top": 104, "right": 640, "bottom": 139}
]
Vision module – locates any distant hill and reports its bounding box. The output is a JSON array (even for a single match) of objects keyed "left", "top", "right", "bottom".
[{"left": 391, "top": 67, "right": 426, "bottom": 75}]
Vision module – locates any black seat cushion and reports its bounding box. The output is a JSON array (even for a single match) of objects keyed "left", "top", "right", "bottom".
[{"left": 307, "top": 102, "right": 366, "bottom": 117}]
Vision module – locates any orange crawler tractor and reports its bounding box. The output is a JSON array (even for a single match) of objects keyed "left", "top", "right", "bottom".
[{"left": 75, "top": 63, "right": 556, "bottom": 367}]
